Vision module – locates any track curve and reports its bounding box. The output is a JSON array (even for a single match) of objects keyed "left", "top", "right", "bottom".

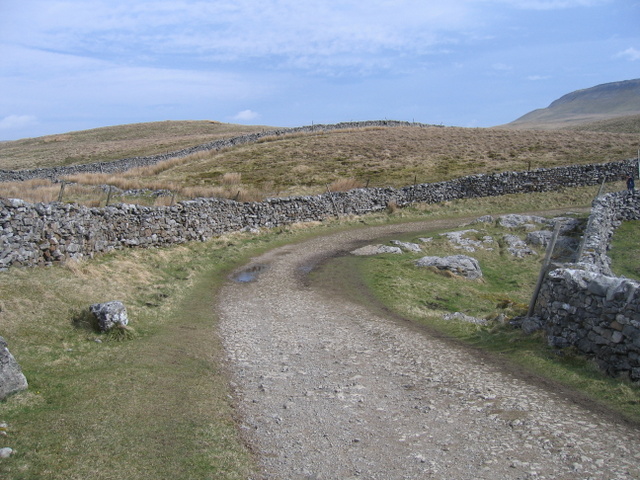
[{"left": 216, "top": 219, "right": 640, "bottom": 480}]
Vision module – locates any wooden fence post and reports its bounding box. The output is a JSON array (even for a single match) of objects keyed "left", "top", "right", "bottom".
[
  {"left": 596, "top": 176, "right": 606, "bottom": 198},
  {"left": 527, "top": 222, "right": 561, "bottom": 317},
  {"left": 57, "top": 182, "right": 66, "bottom": 202},
  {"left": 325, "top": 184, "right": 340, "bottom": 219}
]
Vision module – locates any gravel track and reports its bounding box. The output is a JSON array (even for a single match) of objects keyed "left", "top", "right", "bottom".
[{"left": 216, "top": 219, "right": 640, "bottom": 480}]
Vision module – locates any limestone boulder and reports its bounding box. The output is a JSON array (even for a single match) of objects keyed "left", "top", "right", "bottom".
[
  {"left": 90, "top": 301, "right": 129, "bottom": 332},
  {"left": 442, "top": 312, "right": 488, "bottom": 325},
  {"left": 390, "top": 240, "right": 422, "bottom": 252},
  {"left": 0, "top": 336, "right": 28, "bottom": 400},
  {"left": 350, "top": 245, "right": 402, "bottom": 256},
  {"left": 415, "top": 255, "right": 483, "bottom": 279},
  {"left": 503, "top": 234, "right": 537, "bottom": 257},
  {"left": 498, "top": 214, "right": 548, "bottom": 229}
]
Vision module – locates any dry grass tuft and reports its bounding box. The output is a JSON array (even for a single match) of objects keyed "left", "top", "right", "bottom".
[
  {"left": 62, "top": 258, "right": 90, "bottom": 277},
  {"left": 104, "top": 323, "right": 138, "bottom": 341},
  {"left": 220, "top": 172, "right": 242, "bottom": 185},
  {"left": 0, "top": 179, "right": 59, "bottom": 203},
  {"left": 329, "top": 178, "right": 365, "bottom": 192}
]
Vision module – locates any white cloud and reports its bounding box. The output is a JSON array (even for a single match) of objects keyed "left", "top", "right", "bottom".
[
  {"left": 0, "top": 115, "right": 37, "bottom": 130},
  {"left": 527, "top": 75, "right": 551, "bottom": 81},
  {"left": 616, "top": 47, "right": 640, "bottom": 62},
  {"left": 0, "top": 1, "right": 483, "bottom": 76},
  {"left": 0, "top": 0, "right": 614, "bottom": 82},
  {"left": 232, "top": 110, "right": 260, "bottom": 122}
]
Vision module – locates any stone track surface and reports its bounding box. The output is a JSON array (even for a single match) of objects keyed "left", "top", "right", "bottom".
[{"left": 216, "top": 220, "right": 640, "bottom": 480}]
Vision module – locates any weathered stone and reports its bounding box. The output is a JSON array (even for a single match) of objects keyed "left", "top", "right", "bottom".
[
  {"left": 526, "top": 230, "right": 553, "bottom": 247},
  {"left": 498, "top": 214, "right": 548, "bottom": 229},
  {"left": 390, "top": 240, "right": 421, "bottom": 252},
  {"left": 548, "top": 336, "right": 571, "bottom": 348},
  {"left": 611, "top": 331, "right": 624, "bottom": 344},
  {"left": 350, "top": 245, "right": 402, "bottom": 256},
  {"left": 0, "top": 336, "right": 28, "bottom": 400},
  {"left": 439, "top": 229, "right": 494, "bottom": 253},
  {"left": 503, "top": 234, "right": 537, "bottom": 257},
  {"left": 0, "top": 447, "right": 13, "bottom": 459},
  {"left": 471, "top": 215, "right": 494, "bottom": 224},
  {"left": 415, "top": 255, "right": 482, "bottom": 279},
  {"left": 577, "top": 338, "right": 593, "bottom": 353},
  {"left": 610, "top": 320, "right": 624, "bottom": 331},
  {"left": 442, "top": 312, "right": 487, "bottom": 325},
  {"left": 89, "top": 301, "right": 129, "bottom": 332},
  {"left": 521, "top": 317, "right": 544, "bottom": 335}
]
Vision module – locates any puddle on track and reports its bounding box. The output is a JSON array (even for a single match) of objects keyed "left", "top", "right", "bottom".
[{"left": 232, "top": 264, "right": 270, "bottom": 283}]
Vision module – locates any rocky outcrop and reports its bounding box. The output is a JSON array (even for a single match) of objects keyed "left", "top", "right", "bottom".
[
  {"left": 443, "top": 312, "right": 488, "bottom": 325},
  {"left": 390, "top": 240, "right": 422, "bottom": 252},
  {"left": 503, "top": 234, "right": 537, "bottom": 258},
  {"left": 0, "top": 336, "right": 28, "bottom": 400},
  {"left": 415, "top": 255, "right": 483, "bottom": 279},
  {"left": 351, "top": 244, "right": 403, "bottom": 256}
]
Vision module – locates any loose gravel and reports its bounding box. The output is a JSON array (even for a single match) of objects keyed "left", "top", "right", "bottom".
[{"left": 217, "top": 220, "right": 640, "bottom": 480}]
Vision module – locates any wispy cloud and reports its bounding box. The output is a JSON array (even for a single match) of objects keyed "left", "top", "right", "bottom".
[
  {"left": 2, "top": 1, "right": 485, "bottom": 76},
  {"left": 616, "top": 47, "right": 640, "bottom": 61},
  {"left": 2, "top": 0, "right": 617, "bottom": 80},
  {"left": 232, "top": 109, "right": 260, "bottom": 122}
]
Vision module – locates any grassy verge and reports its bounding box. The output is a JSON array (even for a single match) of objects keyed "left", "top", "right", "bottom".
[
  {"left": 609, "top": 219, "right": 640, "bottom": 281},
  {"left": 0, "top": 224, "right": 334, "bottom": 479}
]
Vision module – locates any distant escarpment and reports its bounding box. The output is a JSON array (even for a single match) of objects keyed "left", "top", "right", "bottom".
[{"left": 504, "top": 79, "right": 640, "bottom": 130}]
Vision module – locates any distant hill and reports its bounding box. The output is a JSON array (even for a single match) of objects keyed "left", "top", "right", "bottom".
[
  {"left": 503, "top": 79, "right": 640, "bottom": 130},
  {"left": 0, "top": 121, "right": 272, "bottom": 171}
]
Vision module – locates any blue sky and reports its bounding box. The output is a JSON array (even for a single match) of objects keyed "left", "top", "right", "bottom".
[{"left": 1, "top": 0, "right": 639, "bottom": 141}]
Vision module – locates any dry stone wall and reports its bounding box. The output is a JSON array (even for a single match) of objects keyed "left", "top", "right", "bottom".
[
  {"left": 1, "top": 157, "right": 637, "bottom": 270},
  {"left": 534, "top": 190, "right": 640, "bottom": 380},
  {"left": 0, "top": 121, "right": 426, "bottom": 183},
  {"left": 2, "top": 123, "right": 640, "bottom": 379}
]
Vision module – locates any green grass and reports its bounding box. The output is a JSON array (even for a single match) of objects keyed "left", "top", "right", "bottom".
[
  {"left": 609, "top": 220, "right": 640, "bottom": 281},
  {"left": 0, "top": 224, "right": 337, "bottom": 479}
]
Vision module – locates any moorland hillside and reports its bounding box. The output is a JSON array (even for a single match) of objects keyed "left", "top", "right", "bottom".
[{"left": 504, "top": 78, "right": 640, "bottom": 130}]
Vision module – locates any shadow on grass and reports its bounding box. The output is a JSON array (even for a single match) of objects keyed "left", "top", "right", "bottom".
[{"left": 71, "top": 307, "right": 99, "bottom": 332}]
